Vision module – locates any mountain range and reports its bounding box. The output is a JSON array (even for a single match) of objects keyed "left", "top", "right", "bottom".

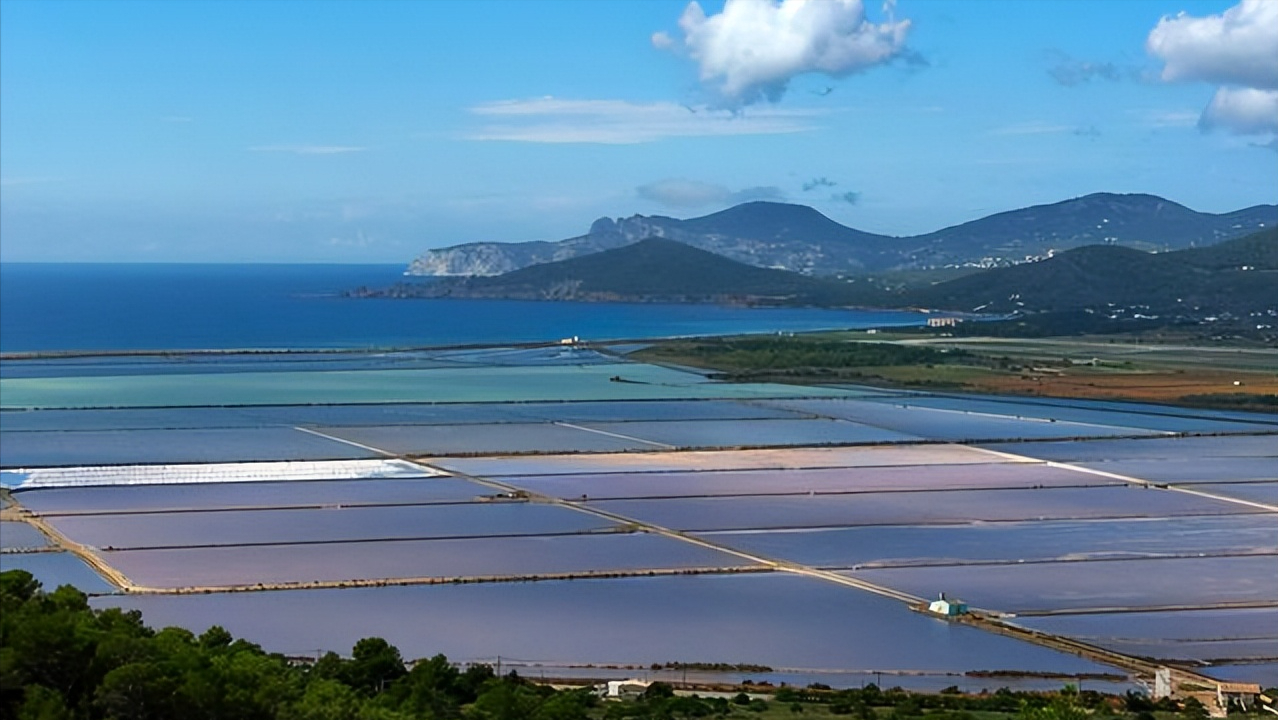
[
  {"left": 367, "top": 227, "right": 1278, "bottom": 325},
  {"left": 407, "top": 193, "right": 1277, "bottom": 277}
]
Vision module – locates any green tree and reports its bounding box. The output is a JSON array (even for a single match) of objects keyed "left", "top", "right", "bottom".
[
  {"left": 94, "top": 661, "right": 181, "bottom": 720},
  {"left": 283, "top": 678, "right": 362, "bottom": 720},
  {"left": 345, "top": 638, "right": 406, "bottom": 696},
  {"left": 17, "top": 685, "right": 72, "bottom": 720}
]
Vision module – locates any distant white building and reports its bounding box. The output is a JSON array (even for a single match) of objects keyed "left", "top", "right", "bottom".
[
  {"left": 928, "top": 593, "right": 968, "bottom": 617},
  {"left": 599, "top": 679, "right": 650, "bottom": 700}
]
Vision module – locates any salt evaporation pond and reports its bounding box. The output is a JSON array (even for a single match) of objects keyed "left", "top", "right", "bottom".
[
  {"left": 0, "top": 398, "right": 809, "bottom": 434},
  {"left": 1, "top": 427, "right": 372, "bottom": 467},
  {"left": 0, "top": 551, "right": 116, "bottom": 594},
  {"left": 576, "top": 418, "right": 920, "bottom": 448},
  {"left": 589, "top": 485, "right": 1254, "bottom": 533},
  {"left": 1200, "top": 662, "right": 1278, "bottom": 686},
  {"left": 433, "top": 444, "right": 1020, "bottom": 478},
  {"left": 46, "top": 502, "right": 615, "bottom": 549},
  {"left": 16, "top": 476, "right": 491, "bottom": 515},
  {"left": 90, "top": 573, "right": 1122, "bottom": 678},
  {"left": 849, "top": 555, "right": 1278, "bottom": 613},
  {"left": 1183, "top": 482, "right": 1278, "bottom": 505},
  {"left": 1071, "top": 458, "right": 1278, "bottom": 484},
  {"left": 501, "top": 463, "right": 1120, "bottom": 501},
  {"left": 506, "top": 399, "right": 805, "bottom": 423},
  {"left": 0, "top": 521, "right": 49, "bottom": 549},
  {"left": 103, "top": 532, "right": 759, "bottom": 588},
  {"left": 756, "top": 398, "right": 1166, "bottom": 442},
  {"left": 318, "top": 422, "right": 660, "bottom": 455},
  {"left": 696, "top": 515, "right": 1278, "bottom": 568},
  {"left": 5, "top": 342, "right": 1274, "bottom": 688},
  {"left": 865, "top": 396, "right": 1273, "bottom": 435},
  {"left": 0, "top": 364, "right": 855, "bottom": 409},
  {"left": 1014, "top": 607, "right": 1278, "bottom": 662},
  {"left": 982, "top": 435, "right": 1278, "bottom": 463},
  {"left": 965, "top": 394, "right": 1278, "bottom": 427}
]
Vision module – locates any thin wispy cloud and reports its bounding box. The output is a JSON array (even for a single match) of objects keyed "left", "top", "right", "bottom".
[
  {"left": 468, "top": 97, "right": 824, "bottom": 144},
  {"left": 1137, "top": 109, "right": 1200, "bottom": 128},
  {"left": 249, "top": 145, "right": 368, "bottom": 155}
]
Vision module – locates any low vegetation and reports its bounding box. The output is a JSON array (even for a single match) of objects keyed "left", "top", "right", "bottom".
[
  {"left": 635, "top": 337, "right": 978, "bottom": 383},
  {"left": 633, "top": 334, "right": 1278, "bottom": 412}
]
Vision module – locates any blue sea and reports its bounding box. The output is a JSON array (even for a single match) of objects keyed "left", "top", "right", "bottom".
[{"left": 0, "top": 264, "right": 926, "bottom": 353}]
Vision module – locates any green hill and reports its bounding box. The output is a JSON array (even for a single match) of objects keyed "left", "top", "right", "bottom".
[
  {"left": 907, "top": 226, "right": 1278, "bottom": 316},
  {"left": 369, "top": 238, "right": 886, "bottom": 306}
]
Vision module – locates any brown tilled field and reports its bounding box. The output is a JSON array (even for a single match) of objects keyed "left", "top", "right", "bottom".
[{"left": 976, "top": 368, "right": 1278, "bottom": 404}]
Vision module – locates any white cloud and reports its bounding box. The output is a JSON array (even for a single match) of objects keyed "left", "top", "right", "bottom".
[
  {"left": 468, "top": 97, "right": 822, "bottom": 144},
  {"left": 249, "top": 145, "right": 367, "bottom": 155},
  {"left": 1147, "top": 0, "right": 1278, "bottom": 89},
  {"left": 636, "top": 178, "right": 784, "bottom": 208},
  {"left": 1146, "top": 0, "right": 1278, "bottom": 136},
  {"left": 656, "top": 0, "right": 911, "bottom": 106},
  {"left": 1200, "top": 86, "right": 1278, "bottom": 134}
]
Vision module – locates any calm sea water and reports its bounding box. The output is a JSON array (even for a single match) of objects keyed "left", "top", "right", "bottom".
[{"left": 0, "top": 263, "right": 926, "bottom": 353}]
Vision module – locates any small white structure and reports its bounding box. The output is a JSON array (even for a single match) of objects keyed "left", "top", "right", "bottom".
[
  {"left": 928, "top": 593, "right": 968, "bottom": 617},
  {"left": 1153, "top": 668, "right": 1172, "bottom": 700},
  {"left": 599, "top": 679, "right": 651, "bottom": 700}
]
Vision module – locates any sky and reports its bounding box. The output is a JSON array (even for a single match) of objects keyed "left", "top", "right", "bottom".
[{"left": 1, "top": 0, "right": 1275, "bottom": 263}]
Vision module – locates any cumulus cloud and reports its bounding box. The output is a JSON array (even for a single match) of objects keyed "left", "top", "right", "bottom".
[
  {"left": 1146, "top": 0, "right": 1278, "bottom": 136},
  {"left": 636, "top": 178, "right": 784, "bottom": 208},
  {"left": 1147, "top": 0, "right": 1278, "bottom": 89},
  {"left": 468, "top": 97, "right": 822, "bottom": 144},
  {"left": 655, "top": 0, "right": 912, "bottom": 106},
  {"left": 1200, "top": 86, "right": 1278, "bottom": 134}
]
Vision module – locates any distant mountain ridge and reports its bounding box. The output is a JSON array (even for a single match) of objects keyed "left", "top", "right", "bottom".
[
  {"left": 371, "top": 227, "right": 1278, "bottom": 325},
  {"left": 909, "top": 226, "right": 1278, "bottom": 317},
  {"left": 365, "top": 238, "right": 881, "bottom": 306},
  {"left": 407, "top": 193, "right": 1277, "bottom": 277}
]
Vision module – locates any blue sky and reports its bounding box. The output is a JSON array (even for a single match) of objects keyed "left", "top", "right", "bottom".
[{"left": 1, "top": 0, "right": 1274, "bottom": 263}]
